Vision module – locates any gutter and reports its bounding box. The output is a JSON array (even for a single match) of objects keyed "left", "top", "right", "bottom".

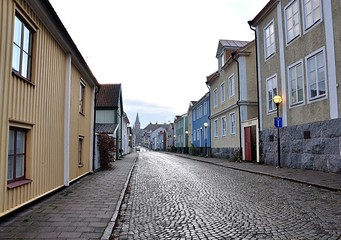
[
  {"left": 231, "top": 52, "right": 243, "bottom": 158},
  {"left": 92, "top": 86, "right": 101, "bottom": 172}
]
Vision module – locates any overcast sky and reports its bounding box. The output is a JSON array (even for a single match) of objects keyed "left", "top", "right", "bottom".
[{"left": 49, "top": 0, "right": 268, "bottom": 128}]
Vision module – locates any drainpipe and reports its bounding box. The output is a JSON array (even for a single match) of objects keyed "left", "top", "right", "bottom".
[
  {"left": 248, "top": 21, "right": 261, "bottom": 137},
  {"left": 92, "top": 86, "right": 100, "bottom": 173},
  {"left": 231, "top": 52, "right": 242, "bottom": 159}
]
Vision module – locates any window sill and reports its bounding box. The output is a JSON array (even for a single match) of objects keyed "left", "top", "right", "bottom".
[
  {"left": 79, "top": 112, "right": 85, "bottom": 117},
  {"left": 12, "top": 71, "right": 35, "bottom": 86},
  {"left": 7, "top": 179, "right": 32, "bottom": 189},
  {"left": 78, "top": 164, "right": 84, "bottom": 168}
]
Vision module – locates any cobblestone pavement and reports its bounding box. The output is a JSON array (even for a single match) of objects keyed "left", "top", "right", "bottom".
[{"left": 112, "top": 152, "right": 341, "bottom": 240}]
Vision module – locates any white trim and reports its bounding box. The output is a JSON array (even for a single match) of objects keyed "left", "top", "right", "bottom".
[
  {"left": 90, "top": 87, "right": 95, "bottom": 173},
  {"left": 229, "top": 112, "right": 236, "bottom": 135},
  {"left": 305, "top": 47, "right": 328, "bottom": 104},
  {"left": 228, "top": 73, "right": 235, "bottom": 98},
  {"left": 221, "top": 116, "right": 226, "bottom": 137},
  {"left": 64, "top": 54, "right": 71, "bottom": 187},
  {"left": 301, "top": 0, "right": 323, "bottom": 34},
  {"left": 263, "top": 19, "right": 276, "bottom": 61},
  {"left": 324, "top": 0, "right": 338, "bottom": 119},
  {"left": 241, "top": 118, "right": 259, "bottom": 162},
  {"left": 278, "top": 4, "right": 288, "bottom": 127},
  {"left": 284, "top": 0, "right": 301, "bottom": 46},
  {"left": 287, "top": 59, "right": 305, "bottom": 108},
  {"left": 266, "top": 73, "right": 278, "bottom": 114},
  {"left": 214, "top": 118, "right": 218, "bottom": 138}
]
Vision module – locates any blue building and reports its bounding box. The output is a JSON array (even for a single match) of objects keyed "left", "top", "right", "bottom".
[{"left": 190, "top": 92, "right": 211, "bottom": 155}]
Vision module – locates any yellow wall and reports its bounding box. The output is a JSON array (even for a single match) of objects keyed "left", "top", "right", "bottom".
[{"left": 0, "top": 0, "right": 96, "bottom": 217}]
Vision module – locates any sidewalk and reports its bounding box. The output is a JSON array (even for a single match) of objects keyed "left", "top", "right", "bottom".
[
  {"left": 172, "top": 153, "right": 341, "bottom": 192},
  {"left": 0, "top": 153, "right": 137, "bottom": 240}
]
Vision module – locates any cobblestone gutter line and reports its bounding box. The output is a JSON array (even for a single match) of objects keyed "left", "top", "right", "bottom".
[{"left": 101, "top": 156, "right": 138, "bottom": 240}]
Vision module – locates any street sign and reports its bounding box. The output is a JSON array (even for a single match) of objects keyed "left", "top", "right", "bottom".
[{"left": 274, "top": 117, "right": 282, "bottom": 128}]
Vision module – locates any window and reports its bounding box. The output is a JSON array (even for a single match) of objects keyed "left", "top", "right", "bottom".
[
  {"left": 306, "top": 49, "right": 326, "bottom": 100},
  {"left": 193, "top": 130, "right": 196, "bottom": 141},
  {"left": 285, "top": 0, "right": 300, "bottom": 43},
  {"left": 79, "top": 81, "right": 86, "bottom": 114},
  {"left": 303, "top": 0, "right": 321, "bottom": 30},
  {"left": 288, "top": 61, "right": 304, "bottom": 106},
  {"left": 12, "top": 15, "right": 33, "bottom": 80},
  {"left": 214, "top": 119, "right": 218, "bottom": 137},
  {"left": 221, "top": 117, "right": 226, "bottom": 136},
  {"left": 264, "top": 21, "right": 276, "bottom": 59},
  {"left": 230, "top": 113, "right": 236, "bottom": 135},
  {"left": 229, "top": 74, "right": 235, "bottom": 98},
  {"left": 213, "top": 88, "right": 218, "bottom": 108},
  {"left": 78, "top": 137, "right": 84, "bottom": 166},
  {"left": 220, "top": 82, "right": 225, "bottom": 103},
  {"left": 266, "top": 75, "right": 278, "bottom": 112},
  {"left": 219, "top": 52, "right": 225, "bottom": 70},
  {"left": 204, "top": 101, "right": 208, "bottom": 115},
  {"left": 193, "top": 109, "right": 196, "bottom": 121},
  {"left": 197, "top": 129, "right": 200, "bottom": 143},
  {"left": 8, "top": 128, "right": 26, "bottom": 183}
]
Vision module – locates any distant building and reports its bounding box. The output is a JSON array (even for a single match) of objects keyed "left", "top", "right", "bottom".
[{"left": 133, "top": 113, "right": 144, "bottom": 146}]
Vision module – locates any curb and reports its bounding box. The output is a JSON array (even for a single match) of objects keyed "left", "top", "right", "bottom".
[{"left": 101, "top": 155, "right": 138, "bottom": 240}]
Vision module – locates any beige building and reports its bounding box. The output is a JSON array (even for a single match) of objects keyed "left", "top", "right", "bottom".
[
  {"left": 0, "top": 0, "right": 99, "bottom": 217},
  {"left": 250, "top": 0, "right": 341, "bottom": 172},
  {"left": 206, "top": 40, "right": 258, "bottom": 161}
]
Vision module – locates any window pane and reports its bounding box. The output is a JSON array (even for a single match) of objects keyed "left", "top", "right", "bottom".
[
  {"left": 21, "top": 53, "right": 29, "bottom": 78},
  {"left": 7, "top": 156, "right": 14, "bottom": 180},
  {"left": 13, "top": 17, "right": 22, "bottom": 45},
  {"left": 16, "top": 130, "right": 25, "bottom": 154},
  {"left": 8, "top": 130, "right": 15, "bottom": 155},
  {"left": 23, "top": 26, "right": 31, "bottom": 52},
  {"left": 16, "top": 155, "right": 25, "bottom": 178},
  {"left": 311, "top": 83, "right": 317, "bottom": 98},
  {"left": 298, "top": 89, "right": 304, "bottom": 102},
  {"left": 12, "top": 45, "right": 20, "bottom": 71}
]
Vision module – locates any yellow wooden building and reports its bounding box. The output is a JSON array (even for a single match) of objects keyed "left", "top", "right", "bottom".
[{"left": 0, "top": 0, "right": 99, "bottom": 217}]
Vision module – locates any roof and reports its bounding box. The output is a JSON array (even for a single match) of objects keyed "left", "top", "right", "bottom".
[
  {"left": 144, "top": 123, "right": 170, "bottom": 132},
  {"left": 216, "top": 39, "right": 249, "bottom": 58},
  {"left": 206, "top": 71, "right": 219, "bottom": 85},
  {"left": 96, "top": 84, "right": 121, "bottom": 108},
  {"left": 249, "top": 0, "right": 278, "bottom": 27},
  {"left": 95, "top": 123, "right": 118, "bottom": 134}
]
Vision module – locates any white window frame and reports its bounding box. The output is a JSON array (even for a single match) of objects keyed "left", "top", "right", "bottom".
[
  {"left": 220, "top": 82, "right": 225, "bottom": 103},
  {"left": 285, "top": 0, "right": 301, "bottom": 44},
  {"left": 219, "top": 52, "right": 225, "bottom": 71},
  {"left": 264, "top": 20, "right": 276, "bottom": 60},
  {"left": 204, "top": 101, "right": 208, "bottom": 115},
  {"left": 229, "top": 112, "right": 236, "bottom": 135},
  {"left": 193, "top": 109, "right": 196, "bottom": 121},
  {"left": 213, "top": 88, "right": 218, "bottom": 108},
  {"left": 228, "top": 74, "right": 235, "bottom": 98},
  {"left": 221, "top": 116, "right": 226, "bottom": 137},
  {"left": 305, "top": 47, "right": 327, "bottom": 102},
  {"left": 266, "top": 74, "right": 278, "bottom": 113},
  {"left": 302, "top": 0, "right": 322, "bottom": 32},
  {"left": 288, "top": 60, "right": 304, "bottom": 107},
  {"left": 214, "top": 119, "right": 218, "bottom": 138}
]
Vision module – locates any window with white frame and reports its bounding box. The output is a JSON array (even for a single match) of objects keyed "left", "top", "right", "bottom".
[
  {"left": 229, "top": 74, "right": 235, "bottom": 98},
  {"left": 214, "top": 119, "right": 218, "bottom": 137},
  {"left": 193, "top": 130, "right": 196, "bottom": 141},
  {"left": 219, "top": 52, "right": 225, "bottom": 70},
  {"left": 220, "top": 82, "right": 225, "bottom": 103},
  {"left": 306, "top": 49, "right": 326, "bottom": 100},
  {"left": 285, "top": 0, "right": 300, "bottom": 43},
  {"left": 213, "top": 89, "right": 218, "bottom": 108},
  {"left": 288, "top": 61, "right": 304, "bottom": 106},
  {"left": 221, "top": 116, "right": 226, "bottom": 136},
  {"left": 264, "top": 21, "right": 276, "bottom": 59},
  {"left": 204, "top": 101, "right": 208, "bottom": 115},
  {"left": 78, "top": 137, "right": 84, "bottom": 166},
  {"left": 266, "top": 75, "right": 278, "bottom": 112},
  {"left": 230, "top": 113, "right": 236, "bottom": 135},
  {"left": 197, "top": 129, "right": 200, "bottom": 143},
  {"left": 12, "top": 15, "right": 33, "bottom": 81},
  {"left": 79, "top": 81, "right": 86, "bottom": 114},
  {"left": 303, "top": 0, "right": 321, "bottom": 31},
  {"left": 193, "top": 109, "right": 196, "bottom": 121}
]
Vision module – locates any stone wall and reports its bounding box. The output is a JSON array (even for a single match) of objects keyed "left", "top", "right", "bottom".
[
  {"left": 260, "top": 118, "right": 341, "bottom": 173},
  {"left": 211, "top": 147, "right": 241, "bottom": 161}
]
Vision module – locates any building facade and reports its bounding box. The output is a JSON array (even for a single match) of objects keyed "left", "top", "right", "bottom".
[
  {"left": 206, "top": 40, "right": 258, "bottom": 161},
  {"left": 0, "top": 0, "right": 99, "bottom": 217},
  {"left": 250, "top": 0, "right": 341, "bottom": 172}
]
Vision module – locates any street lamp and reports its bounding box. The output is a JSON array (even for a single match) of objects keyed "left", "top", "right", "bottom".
[
  {"left": 204, "top": 122, "right": 208, "bottom": 157},
  {"left": 273, "top": 95, "right": 282, "bottom": 168},
  {"left": 185, "top": 130, "right": 189, "bottom": 154}
]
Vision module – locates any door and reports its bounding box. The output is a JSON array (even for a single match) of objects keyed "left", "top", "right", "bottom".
[{"left": 244, "top": 126, "right": 252, "bottom": 161}]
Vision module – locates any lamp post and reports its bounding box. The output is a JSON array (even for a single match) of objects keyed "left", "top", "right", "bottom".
[
  {"left": 273, "top": 95, "right": 282, "bottom": 168},
  {"left": 204, "top": 122, "right": 208, "bottom": 157},
  {"left": 185, "top": 130, "right": 189, "bottom": 154}
]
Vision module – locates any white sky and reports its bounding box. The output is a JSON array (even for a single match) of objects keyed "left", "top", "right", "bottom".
[{"left": 49, "top": 0, "right": 268, "bottom": 128}]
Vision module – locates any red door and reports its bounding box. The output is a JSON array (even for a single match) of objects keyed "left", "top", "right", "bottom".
[{"left": 244, "top": 127, "right": 252, "bottom": 161}]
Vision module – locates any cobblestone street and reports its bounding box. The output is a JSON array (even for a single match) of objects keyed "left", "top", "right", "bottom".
[{"left": 112, "top": 152, "right": 341, "bottom": 240}]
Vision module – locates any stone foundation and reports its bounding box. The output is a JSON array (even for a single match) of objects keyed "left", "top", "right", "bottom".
[
  {"left": 211, "top": 147, "right": 241, "bottom": 161},
  {"left": 260, "top": 118, "right": 341, "bottom": 173}
]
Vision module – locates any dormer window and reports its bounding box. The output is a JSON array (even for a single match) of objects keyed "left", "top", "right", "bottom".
[{"left": 219, "top": 52, "right": 225, "bottom": 71}]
